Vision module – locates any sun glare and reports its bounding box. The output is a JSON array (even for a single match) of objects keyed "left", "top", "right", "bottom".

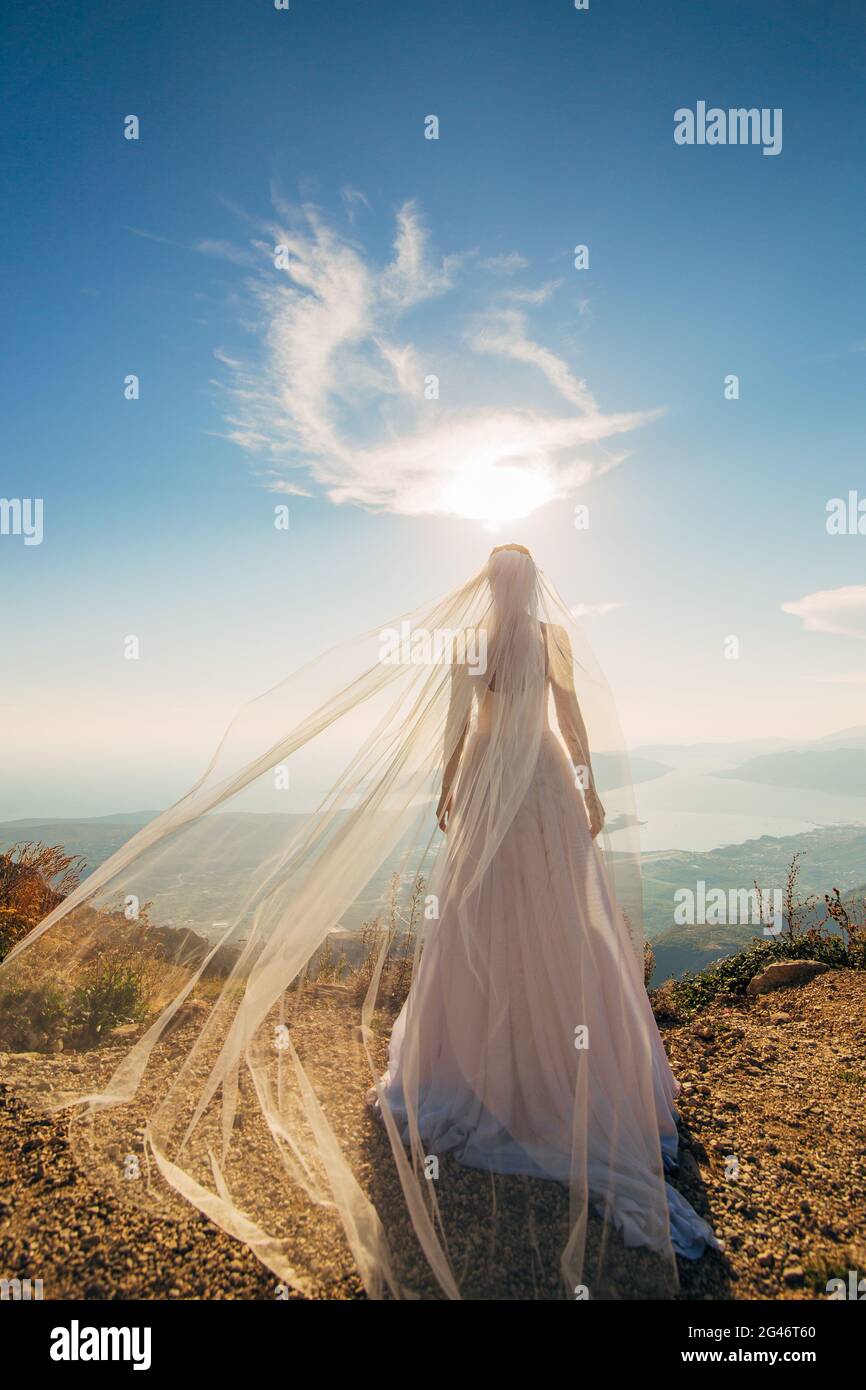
[{"left": 443, "top": 461, "right": 554, "bottom": 527}]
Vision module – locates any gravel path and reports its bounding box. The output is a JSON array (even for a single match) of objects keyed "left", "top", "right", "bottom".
[{"left": 1, "top": 970, "right": 863, "bottom": 1300}]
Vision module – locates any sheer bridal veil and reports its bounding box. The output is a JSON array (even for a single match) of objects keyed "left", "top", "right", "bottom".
[{"left": 0, "top": 548, "right": 678, "bottom": 1299}]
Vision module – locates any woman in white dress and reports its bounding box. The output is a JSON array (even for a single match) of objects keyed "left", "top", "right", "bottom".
[{"left": 374, "top": 544, "right": 718, "bottom": 1276}]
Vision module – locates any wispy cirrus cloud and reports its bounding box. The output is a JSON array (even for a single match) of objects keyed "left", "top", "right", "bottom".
[
  {"left": 782, "top": 585, "right": 866, "bottom": 639},
  {"left": 340, "top": 184, "right": 370, "bottom": 224},
  {"left": 571, "top": 601, "right": 625, "bottom": 620},
  {"left": 127, "top": 226, "right": 255, "bottom": 267},
  {"left": 193, "top": 238, "right": 256, "bottom": 266},
  {"left": 213, "top": 198, "right": 660, "bottom": 522},
  {"left": 503, "top": 279, "right": 563, "bottom": 304},
  {"left": 466, "top": 307, "right": 597, "bottom": 413},
  {"left": 481, "top": 251, "right": 530, "bottom": 274},
  {"left": 379, "top": 202, "right": 465, "bottom": 307}
]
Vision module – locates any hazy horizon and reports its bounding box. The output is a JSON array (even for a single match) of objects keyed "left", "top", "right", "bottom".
[{"left": 4, "top": 725, "right": 866, "bottom": 856}]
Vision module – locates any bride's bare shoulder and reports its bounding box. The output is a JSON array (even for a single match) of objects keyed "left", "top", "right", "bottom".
[{"left": 542, "top": 621, "right": 572, "bottom": 651}]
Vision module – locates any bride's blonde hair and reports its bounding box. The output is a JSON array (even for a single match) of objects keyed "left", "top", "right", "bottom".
[{"left": 487, "top": 543, "right": 537, "bottom": 613}]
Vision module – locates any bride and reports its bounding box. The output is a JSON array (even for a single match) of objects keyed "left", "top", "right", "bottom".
[
  {"left": 1, "top": 543, "right": 717, "bottom": 1299},
  {"left": 373, "top": 544, "right": 718, "bottom": 1278}
]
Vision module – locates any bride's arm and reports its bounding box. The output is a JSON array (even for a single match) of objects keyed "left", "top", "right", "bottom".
[
  {"left": 547, "top": 624, "right": 605, "bottom": 838},
  {"left": 436, "top": 662, "right": 471, "bottom": 830}
]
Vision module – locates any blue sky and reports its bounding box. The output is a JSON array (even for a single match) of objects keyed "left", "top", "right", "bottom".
[{"left": 2, "top": 0, "right": 866, "bottom": 817}]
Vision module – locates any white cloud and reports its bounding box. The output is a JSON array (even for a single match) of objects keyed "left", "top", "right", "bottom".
[
  {"left": 482, "top": 252, "right": 530, "bottom": 274},
  {"left": 266, "top": 477, "right": 312, "bottom": 497},
  {"left": 379, "top": 202, "right": 463, "bottom": 307},
  {"left": 467, "top": 308, "right": 597, "bottom": 413},
  {"left": 127, "top": 226, "right": 255, "bottom": 267},
  {"left": 126, "top": 226, "right": 179, "bottom": 247},
  {"left": 215, "top": 200, "right": 661, "bottom": 521},
  {"left": 193, "top": 239, "right": 255, "bottom": 266},
  {"left": 341, "top": 185, "right": 370, "bottom": 223},
  {"left": 782, "top": 585, "right": 866, "bottom": 639},
  {"left": 571, "top": 601, "right": 625, "bottom": 620},
  {"left": 213, "top": 347, "right": 244, "bottom": 369},
  {"left": 373, "top": 338, "right": 425, "bottom": 397},
  {"left": 503, "top": 280, "right": 563, "bottom": 304}
]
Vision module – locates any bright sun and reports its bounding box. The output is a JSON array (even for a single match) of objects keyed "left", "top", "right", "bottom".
[{"left": 443, "top": 462, "right": 554, "bottom": 527}]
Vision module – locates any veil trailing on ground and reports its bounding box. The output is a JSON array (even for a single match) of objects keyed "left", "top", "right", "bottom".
[{"left": 0, "top": 550, "right": 679, "bottom": 1299}]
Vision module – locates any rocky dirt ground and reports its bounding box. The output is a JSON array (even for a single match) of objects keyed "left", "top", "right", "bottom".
[
  {"left": 0, "top": 969, "right": 864, "bottom": 1301},
  {"left": 665, "top": 968, "right": 866, "bottom": 1299}
]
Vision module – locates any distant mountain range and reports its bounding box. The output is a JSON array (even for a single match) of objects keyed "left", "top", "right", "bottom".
[
  {"left": 713, "top": 748, "right": 866, "bottom": 796},
  {"left": 594, "top": 754, "right": 672, "bottom": 791},
  {"left": 633, "top": 736, "right": 793, "bottom": 767},
  {"left": 5, "top": 753, "right": 866, "bottom": 987},
  {"left": 0, "top": 812, "right": 160, "bottom": 876}
]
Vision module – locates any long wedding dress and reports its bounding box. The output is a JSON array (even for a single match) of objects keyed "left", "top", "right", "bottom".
[{"left": 376, "top": 553, "right": 718, "bottom": 1264}]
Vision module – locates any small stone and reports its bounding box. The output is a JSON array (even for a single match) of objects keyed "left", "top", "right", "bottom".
[{"left": 746, "top": 960, "right": 831, "bottom": 996}]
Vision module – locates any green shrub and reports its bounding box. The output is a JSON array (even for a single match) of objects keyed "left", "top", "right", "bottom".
[
  {"left": 67, "top": 950, "right": 153, "bottom": 1042},
  {"left": 0, "top": 977, "right": 68, "bottom": 1050},
  {"left": 0, "top": 948, "right": 157, "bottom": 1051},
  {"left": 653, "top": 929, "right": 865, "bottom": 1021}
]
